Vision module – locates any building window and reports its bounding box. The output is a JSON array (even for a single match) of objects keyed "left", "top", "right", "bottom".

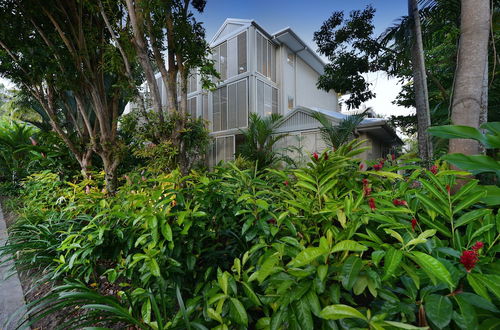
[
  {"left": 256, "top": 79, "right": 278, "bottom": 117},
  {"left": 187, "top": 71, "right": 197, "bottom": 94},
  {"left": 212, "top": 42, "right": 227, "bottom": 81},
  {"left": 214, "top": 135, "right": 235, "bottom": 163},
  {"left": 212, "top": 79, "right": 247, "bottom": 132},
  {"left": 187, "top": 96, "right": 197, "bottom": 118},
  {"left": 237, "top": 31, "right": 247, "bottom": 74},
  {"left": 202, "top": 93, "right": 209, "bottom": 126},
  {"left": 288, "top": 95, "right": 294, "bottom": 110},
  {"left": 256, "top": 32, "right": 276, "bottom": 81}
]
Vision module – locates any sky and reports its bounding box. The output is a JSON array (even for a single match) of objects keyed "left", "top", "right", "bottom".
[
  {"left": 195, "top": 0, "right": 415, "bottom": 117},
  {"left": 0, "top": 0, "right": 415, "bottom": 117}
]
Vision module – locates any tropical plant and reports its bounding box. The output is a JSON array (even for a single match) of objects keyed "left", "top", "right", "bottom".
[
  {"left": 312, "top": 110, "right": 368, "bottom": 149},
  {"left": 428, "top": 123, "right": 500, "bottom": 179},
  {"left": 3, "top": 141, "right": 500, "bottom": 329},
  {"left": 237, "top": 113, "right": 287, "bottom": 169}
]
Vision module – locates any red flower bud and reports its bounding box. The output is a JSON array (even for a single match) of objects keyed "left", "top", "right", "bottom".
[
  {"left": 359, "top": 163, "right": 364, "bottom": 170},
  {"left": 284, "top": 180, "right": 289, "bottom": 186},
  {"left": 472, "top": 241, "right": 484, "bottom": 251},
  {"left": 373, "top": 164, "right": 382, "bottom": 171},
  {"left": 313, "top": 152, "right": 319, "bottom": 161},
  {"left": 411, "top": 218, "right": 417, "bottom": 231},
  {"left": 460, "top": 250, "right": 479, "bottom": 272},
  {"left": 446, "top": 184, "right": 451, "bottom": 194},
  {"left": 368, "top": 198, "right": 376, "bottom": 210},
  {"left": 430, "top": 165, "right": 438, "bottom": 175},
  {"left": 393, "top": 199, "right": 407, "bottom": 206}
]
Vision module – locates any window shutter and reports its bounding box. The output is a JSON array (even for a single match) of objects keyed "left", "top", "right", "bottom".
[
  {"left": 237, "top": 32, "right": 247, "bottom": 74},
  {"left": 228, "top": 83, "right": 237, "bottom": 129},
  {"left": 220, "top": 86, "right": 227, "bottom": 130},
  {"left": 237, "top": 79, "right": 247, "bottom": 127},
  {"left": 219, "top": 42, "right": 227, "bottom": 81},
  {"left": 213, "top": 89, "right": 221, "bottom": 131}
]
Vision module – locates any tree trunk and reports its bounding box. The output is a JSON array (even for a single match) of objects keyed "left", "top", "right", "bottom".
[
  {"left": 408, "top": 0, "right": 433, "bottom": 162},
  {"left": 478, "top": 57, "right": 488, "bottom": 154},
  {"left": 450, "top": 0, "right": 490, "bottom": 155},
  {"left": 100, "top": 151, "right": 119, "bottom": 193},
  {"left": 124, "top": 0, "right": 164, "bottom": 123}
]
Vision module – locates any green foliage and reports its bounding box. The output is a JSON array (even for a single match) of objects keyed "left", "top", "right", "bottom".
[
  {"left": 313, "top": 110, "right": 368, "bottom": 149},
  {"left": 119, "top": 111, "right": 211, "bottom": 173},
  {"left": 313, "top": 6, "right": 379, "bottom": 109},
  {"left": 2, "top": 142, "right": 499, "bottom": 329},
  {"left": 428, "top": 123, "right": 500, "bottom": 180},
  {"left": 237, "top": 113, "right": 287, "bottom": 170}
]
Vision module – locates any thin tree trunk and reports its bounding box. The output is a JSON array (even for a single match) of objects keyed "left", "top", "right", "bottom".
[
  {"left": 124, "top": 0, "right": 164, "bottom": 123},
  {"left": 450, "top": 0, "right": 490, "bottom": 155},
  {"left": 479, "top": 57, "right": 488, "bottom": 154},
  {"left": 408, "top": 0, "right": 433, "bottom": 162}
]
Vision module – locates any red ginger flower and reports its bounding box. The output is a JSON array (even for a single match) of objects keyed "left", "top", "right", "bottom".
[
  {"left": 313, "top": 152, "right": 319, "bottom": 161},
  {"left": 362, "top": 179, "right": 371, "bottom": 196},
  {"left": 373, "top": 164, "right": 382, "bottom": 171},
  {"left": 411, "top": 218, "right": 417, "bottom": 231},
  {"left": 430, "top": 165, "right": 438, "bottom": 175},
  {"left": 391, "top": 154, "right": 396, "bottom": 161},
  {"left": 359, "top": 163, "right": 364, "bottom": 170},
  {"left": 460, "top": 250, "right": 479, "bottom": 272},
  {"left": 368, "top": 198, "right": 376, "bottom": 210},
  {"left": 472, "top": 241, "right": 484, "bottom": 251},
  {"left": 284, "top": 180, "right": 289, "bottom": 186},
  {"left": 393, "top": 199, "right": 407, "bottom": 206}
]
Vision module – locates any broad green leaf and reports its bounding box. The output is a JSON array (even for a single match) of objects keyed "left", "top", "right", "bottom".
[
  {"left": 294, "top": 299, "right": 314, "bottom": 330},
  {"left": 406, "top": 229, "right": 437, "bottom": 247},
  {"left": 479, "top": 274, "right": 500, "bottom": 299},
  {"left": 341, "top": 256, "right": 362, "bottom": 290},
  {"left": 453, "top": 190, "right": 487, "bottom": 214},
  {"left": 371, "top": 250, "right": 385, "bottom": 266},
  {"left": 455, "top": 209, "right": 491, "bottom": 228},
  {"left": 207, "top": 307, "right": 223, "bottom": 323},
  {"left": 353, "top": 275, "right": 368, "bottom": 295},
  {"left": 319, "top": 304, "right": 367, "bottom": 321},
  {"left": 331, "top": 240, "right": 368, "bottom": 253},
  {"left": 161, "top": 223, "right": 173, "bottom": 242},
  {"left": 443, "top": 154, "right": 500, "bottom": 176},
  {"left": 384, "top": 229, "right": 404, "bottom": 244},
  {"left": 218, "top": 271, "right": 229, "bottom": 295},
  {"left": 383, "top": 321, "right": 427, "bottom": 329},
  {"left": 383, "top": 248, "right": 403, "bottom": 280},
  {"left": 254, "top": 253, "right": 280, "bottom": 283},
  {"left": 415, "top": 192, "right": 447, "bottom": 217},
  {"left": 428, "top": 125, "right": 485, "bottom": 143},
  {"left": 470, "top": 224, "right": 494, "bottom": 241},
  {"left": 458, "top": 292, "right": 499, "bottom": 313},
  {"left": 305, "top": 290, "right": 321, "bottom": 316},
  {"left": 229, "top": 298, "right": 248, "bottom": 326},
  {"left": 288, "top": 246, "right": 328, "bottom": 267},
  {"left": 453, "top": 295, "right": 478, "bottom": 330},
  {"left": 241, "top": 282, "right": 261, "bottom": 306},
  {"left": 425, "top": 294, "right": 452, "bottom": 328},
  {"left": 410, "top": 252, "right": 454, "bottom": 289},
  {"left": 467, "top": 273, "right": 490, "bottom": 301},
  {"left": 365, "top": 170, "right": 403, "bottom": 180},
  {"left": 270, "top": 307, "right": 287, "bottom": 330}
]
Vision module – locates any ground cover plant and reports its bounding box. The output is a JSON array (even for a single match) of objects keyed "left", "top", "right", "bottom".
[{"left": 1, "top": 138, "right": 499, "bottom": 329}]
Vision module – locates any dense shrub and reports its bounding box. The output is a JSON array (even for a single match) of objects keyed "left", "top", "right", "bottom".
[{"left": 1, "top": 139, "right": 499, "bottom": 329}]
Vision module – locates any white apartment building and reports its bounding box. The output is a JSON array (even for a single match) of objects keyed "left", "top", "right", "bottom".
[{"left": 151, "top": 18, "right": 402, "bottom": 165}]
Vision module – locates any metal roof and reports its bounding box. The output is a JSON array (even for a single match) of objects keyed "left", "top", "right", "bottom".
[{"left": 276, "top": 106, "right": 403, "bottom": 145}]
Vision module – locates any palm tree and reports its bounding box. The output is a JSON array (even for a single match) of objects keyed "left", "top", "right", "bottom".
[
  {"left": 237, "top": 113, "right": 287, "bottom": 169},
  {"left": 312, "top": 110, "right": 368, "bottom": 149}
]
